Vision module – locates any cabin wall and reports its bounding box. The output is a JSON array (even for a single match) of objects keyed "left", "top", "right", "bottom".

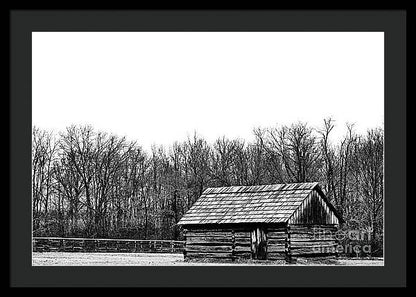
[
  {"left": 265, "top": 226, "right": 288, "bottom": 260},
  {"left": 287, "top": 224, "right": 339, "bottom": 259},
  {"left": 234, "top": 230, "right": 252, "bottom": 260},
  {"left": 183, "top": 222, "right": 339, "bottom": 261},
  {"left": 183, "top": 224, "right": 287, "bottom": 261},
  {"left": 183, "top": 227, "right": 254, "bottom": 261},
  {"left": 184, "top": 228, "right": 234, "bottom": 260}
]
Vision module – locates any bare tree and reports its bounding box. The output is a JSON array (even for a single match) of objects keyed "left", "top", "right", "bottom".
[
  {"left": 32, "top": 127, "right": 58, "bottom": 234},
  {"left": 59, "top": 125, "right": 97, "bottom": 235},
  {"left": 352, "top": 128, "right": 384, "bottom": 252},
  {"left": 256, "top": 123, "right": 321, "bottom": 183},
  {"left": 210, "top": 136, "right": 238, "bottom": 186},
  {"left": 181, "top": 132, "right": 211, "bottom": 203},
  {"left": 318, "top": 118, "right": 337, "bottom": 203},
  {"left": 253, "top": 127, "right": 285, "bottom": 183},
  {"left": 318, "top": 120, "right": 358, "bottom": 219},
  {"left": 336, "top": 123, "right": 356, "bottom": 218},
  {"left": 53, "top": 152, "right": 84, "bottom": 236}
]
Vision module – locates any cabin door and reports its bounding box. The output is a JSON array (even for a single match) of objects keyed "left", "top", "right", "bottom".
[{"left": 251, "top": 227, "right": 267, "bottom": 260}]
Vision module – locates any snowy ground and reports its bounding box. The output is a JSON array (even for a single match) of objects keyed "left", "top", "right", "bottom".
[{"left": 32, "top": 252, "right": 384, "bottom": 266}]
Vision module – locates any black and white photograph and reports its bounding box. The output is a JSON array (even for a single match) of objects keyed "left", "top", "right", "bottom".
[
  {"left": 31, "top": 31, "right": 385, "bottom": 267},
  {"left": 9, "top": 9, "right": 408, "bottom": 288}
]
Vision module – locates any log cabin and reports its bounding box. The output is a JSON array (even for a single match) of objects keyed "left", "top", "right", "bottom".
[{"left": 177, "top": 182, "right": 343, "bottom": 262}]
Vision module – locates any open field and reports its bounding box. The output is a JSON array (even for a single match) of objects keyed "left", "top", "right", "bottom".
[{"left": 32, "top": 252, "right": 384, "bottom": 266}]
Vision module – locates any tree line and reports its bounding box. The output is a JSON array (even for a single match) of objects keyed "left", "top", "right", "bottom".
[{"left": 32, "top": 119, "right": 384, "bottom": 255}]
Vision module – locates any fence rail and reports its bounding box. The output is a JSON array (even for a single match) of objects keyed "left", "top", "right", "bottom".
[{"left": 33, "top": 237, "right": 185, "bottom": 253}]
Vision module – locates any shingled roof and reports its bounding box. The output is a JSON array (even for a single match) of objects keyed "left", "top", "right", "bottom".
[{"left": 177, "top": 182, "right": 336, "bottom": 225}]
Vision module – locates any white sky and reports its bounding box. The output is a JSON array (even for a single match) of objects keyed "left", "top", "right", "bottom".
[{"left": 32, "top": 32, "right": 384, "bottom": 151}]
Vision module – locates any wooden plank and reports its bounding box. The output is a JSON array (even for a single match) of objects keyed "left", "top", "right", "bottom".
[
  {"left": 251, "top": 229, "right": 257, "bottom": 256},
  {"left": 187, "top": 241, "right": 233, "bottom": 247},
  {"left": 289, "top": 247, "right": 337, "bottom": 255},
  {"left": 185, "top": 252, "right": 233, "bottom": 259},
  {"left": 186, "top": 229, "right": 233, "bottom": 234},
  {"left": 288, "top": 227, "right": 335, "bottom": 233},
  {"left": 292, "top": 254, "right": 337, "bottom": 260},
  {"left": 234, "top": 246, "right": 252, "bottom": 252},
  {"left": 289, "top": 237, "right": 337, "bottom": 243},
  {"left": 288, "top": 230, "right": 335, "bottom": 237},
  {"left": 267, "top": 234, "right": 288, "bottom": 239},
  {"left": 234, "top": 231, "right": 251, "bottom": 237},
  {"left": 186, "top": 235, "right": 232, "bottom": 240},
  {"left": 186, "top": 232, "right": 232, "bottom": 238},
  {"left": 267, "top": 245, "right": 286, "bottom": 253},
  {"left": 267, "top": 231, "right": 287, "bottom": 237},
  {"left": 289, "top": 235, "right": 335, "bottom": 242},
  {"left": 289, "top": 251, "right": 336, "bottom": 256},
  {"left": 235, "top": 243, "right": 251, "bottom": 249},
  {"left": 234, "top": 238, "right": 251, "bottom": 245},
  {"left": 266, "top": 228, "right": 287, "bottom": 233},
  {"left": 289, "top": 242, "right": 337, "bottom": 249},
  {"left": 289, "top": 240, "right": 337, "bottom": 246},
  {"left": 185, "top": 245, "right": 232, "bottom": 252},
  {"left": 185, "top": 243, "right": 233, "bottom": 249},
  {"left": 290, "top": 241, "right": 337, "bottom": 248},
  {"left": 267, "top": 235, "right": 288, "bottom": 240},
  {"left": 267, "top": 239, "right": 287, "bottom": 245},
  {"left": 187, "top": 236, "right": 233, "bottom": 244},
  {"left": 289, "top": 232, "right": 335, "bottom": 237},
  {"left": 234, "top": 252, "right": 252, "bottom": 260},
  {"left": 267, "top": 252, "right": 286, "bottom": 260}
]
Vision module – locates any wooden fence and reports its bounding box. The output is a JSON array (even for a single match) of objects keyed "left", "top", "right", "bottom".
[{"left": 33, "top": 237, "right": 185, "bottom": 253}]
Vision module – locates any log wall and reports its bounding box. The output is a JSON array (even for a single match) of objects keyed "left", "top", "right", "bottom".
[
  {"left": 184, "top": 225, "right": 288, "bottom": 261},
  {"left": 183, "top": 229, "right": 234, "bottom": 261},
  {"left": 33, "top": 237, "right": 185, "bottom": 253},
  {"left": 184, "top": 223, "right": 339, "bottom": 262},
  {"left": 287, "top": 224, "right": 338, "bottom": 260},
  {"left": 234, "top": 230, "right": 252, "bottom": 260},
  {"left": 184, "top": 228, "right": 255, "bottom": 261},
  {"left": 266, "top": 226, "right": 288, "bottom": 260}
]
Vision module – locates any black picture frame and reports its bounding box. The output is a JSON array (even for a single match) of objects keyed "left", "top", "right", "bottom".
[{"left": 10, "top": 9, "right": 406, "bottom": 287}]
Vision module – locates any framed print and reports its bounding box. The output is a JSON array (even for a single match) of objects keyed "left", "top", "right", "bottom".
[{"left": 10, "top": 9, "right": 406, "bottom": 287}]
